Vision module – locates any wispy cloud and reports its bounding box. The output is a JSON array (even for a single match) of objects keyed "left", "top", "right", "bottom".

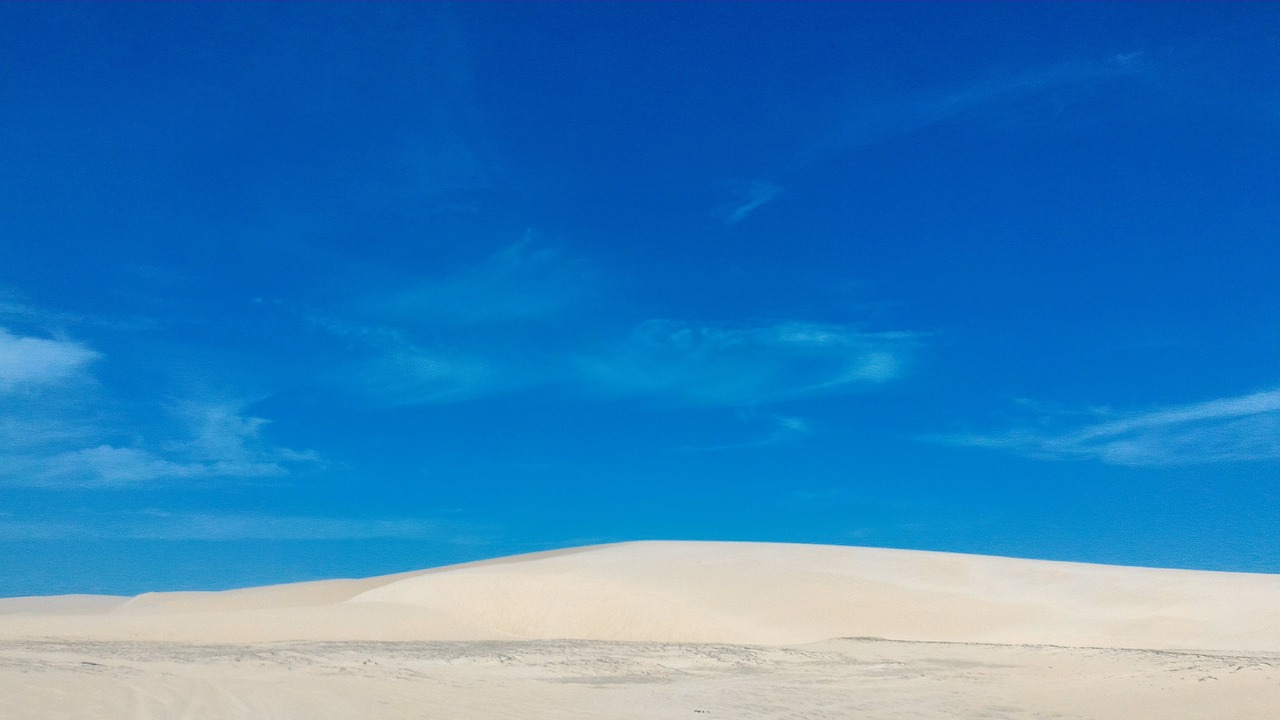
[
  {"left": 374, "top": 234, "right": 593, "bottom": 327},
  {"left": 124, "top": 512, "right": 451, "bottom": 542},
  {"left": 829, "top": 52, "right": 1148, "bottom": 150},
  {"left": 581, "top": 320, "right": 921, "bottom": 405},
  {"left": 168, "top": 400, "right": 321, "bottom": 471},
  {"left": 10, "top": 447, "right": 213, "bottom": 487},
  {"left": 0, "top": 397, "right": 321, "bottom": 489},
  {"left": 359, "top": 341, "right": 501, "bottom": 406},
  {"left": 717, "top": 180, "right": 783, "bottom": 225},
  {"left": 0, "top": 291, "right": 160, "bottom": 334},
  {"left": 317, "top": 316, "right": 520, "bottom": 406},
  {"left": 941, "top": 388, "right": 1280, "bottom": 466},
  {"left": 321, "top": 235, "right": 593, "bottom": 405},
  {"left": 676, "top": 412, "right": 813, "bottom": 452},
  {"left": 0, "top": 327, "right": 100, "bottom": 392},
  {"left": 0, "top": 510, "right": 470, "bottom": 542},
  {"left": 0, "top": 299, "right": 84, "bottom": 328},
  {"left": 0, "top": 414, "right": 98, "bottom": 452},
  {"left": 321, "top": 239, "right": 928, "bottom": 413},
  {"left": 0, "top": 300, "right": 322, "bottom": 489}
]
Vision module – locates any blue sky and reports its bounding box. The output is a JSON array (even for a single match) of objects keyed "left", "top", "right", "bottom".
[{"left": 2, "top": 3, "right": 1277, "bottom": 596}]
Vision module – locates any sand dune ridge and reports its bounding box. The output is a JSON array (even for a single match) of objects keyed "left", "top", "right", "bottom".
[{"left": 2, "top": 541, "right": 1276, "bottom": 650}]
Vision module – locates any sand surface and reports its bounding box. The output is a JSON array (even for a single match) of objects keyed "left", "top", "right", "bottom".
[{"left": 2, "top": 541, "right": 1278, "bottom": 718}]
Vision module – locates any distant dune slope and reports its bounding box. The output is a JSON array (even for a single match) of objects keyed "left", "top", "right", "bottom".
[{"left": 1, "top": 541, "right": 1277, "bottom": 650}]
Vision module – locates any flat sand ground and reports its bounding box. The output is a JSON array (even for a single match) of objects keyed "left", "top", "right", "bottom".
[
  {"left": 4, "top": 638, "right": 1279, "bottom": 719},
  {"left": 3, "top": 542, "right": 1278, "bottom": 719}
]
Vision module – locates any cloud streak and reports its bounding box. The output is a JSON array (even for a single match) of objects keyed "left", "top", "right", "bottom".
[
  {"left": 374, "top": 234, "right": 593, "bottom": 327},
  {"left": 719, "top": 180, "right": 782, "bottom": 225},
  {"left": 0, "top": 328, "right": 100, "bottom": 392},
  {"left": 829, "top": 52, "right": 1148, "bottom": 150},
  {"left": 360, "top": 342, "right": 501, "bottom": 406},
  {"left": 942, "top": 388, "right": 1280, "bottom": 466},
  {"left": 581, "top": 320, "right": 921, "bottom": 405},
  {"left": 0, "top": 511, "right": 462, "bottom": 542},
  {"left": 321, "top": 236, "right": 594, "bottom": 405},
  {"left": 0, "top": 398, "right": 321, "bottom": 489},
  {"left": 675, "top": 412, "right": 814, "bottom": 452},
  {"left": 317, "top": 315, "right": 516, "bottom": 406},
  {"left": 322, "top": 239, "right": 926, "bottom": 411},
  {"left": 0, "top": 310, "right": 323, "bottom": 488}
]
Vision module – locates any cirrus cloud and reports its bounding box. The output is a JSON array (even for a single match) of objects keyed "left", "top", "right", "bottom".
[
  {"left": 0, "top": 327, "right": 99, "bottom": 392},
  {"left": 580, "top": 320, "right": 922, "bottom": 406},
  {"left": 939, "top": 388, "right": 1280, "bottom": 467}
]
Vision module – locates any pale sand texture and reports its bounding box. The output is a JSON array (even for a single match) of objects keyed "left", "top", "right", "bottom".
[
  {"left": 2, "top": 541, "right": 1277, "bottom": 649},
  {"left": 4, "top": 638, "right": 1279, "bottom": 720},
  {"left": 2, "top": 541, "right": 1279, "bottom": 718}
]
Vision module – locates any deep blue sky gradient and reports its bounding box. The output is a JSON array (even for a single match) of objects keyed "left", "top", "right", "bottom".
[{"left": 1, "top": 3, "right": 1277, "bottom": 595}]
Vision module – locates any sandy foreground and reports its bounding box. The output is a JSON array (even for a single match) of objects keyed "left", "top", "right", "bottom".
[{"left": 2, "top": 541, "right": 1278, "bottom": 718}]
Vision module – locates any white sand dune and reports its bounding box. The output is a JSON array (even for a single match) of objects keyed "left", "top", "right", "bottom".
[
  {"left": 5, "top": 542, "right": 1280, "bottom": 719},
  {"left": 3, "top": 541, "right": 1277, "bottom": 650}
]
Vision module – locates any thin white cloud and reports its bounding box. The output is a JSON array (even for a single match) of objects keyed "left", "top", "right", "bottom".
[
  {"left": 830, "top": 53, "right": 1148, "bottom": 150},
  {"left": 0, "top": 300, "right": 318, "bottom": 489},
  {"left": 359, "top": 344, "right": 501, "bottom": 406},
  {"left": 581, "top": 320, "right": 921, "bottom": 405},
  {"left": 125, "top": 512, "right": 448, "bottom": 542},
  {"left": 324, "top": 240, "right": 927, "bottom": 411},
  {"left": 375, "top": 234, "right": 593, "bottom": 327},
  {"left": 942, "top": 388, "right": 1280, "bottom": 466},
  {"left": 676, "top": 412, "right": 814, "bottom": 452},
  {"left": 322, "top": 235, "right": 593, "bottom": 405},
  {"left": 0, "top": 401, "right": 320, "bottom": 488},
  {"left": 776, "top": 415, "right": 811, "bottom": 434},
  {"left": 0, "top": 414, "right": 98, "bottom": 453},
  {"left": 36, "top": 446, "right": 210, "bottom": 486},
  {"left": 317, "top": 317, "right": 512, "bottom": 406},
  {"left": 0, "top": 511, "right": 463, "bottom": 542},
  {"left": 0, "top": 517, "right": 82, "bottom": 541},
  {"left": 0, "top": 294, "right": 159, "bottom": 333},
  {"left": 0, "top": 300, "right": 84, "bottom": 328},
  {"left": 0, "top": 328, "right": 100, "bottom": 392},
  {"left": 720, "top": 180, "right": 783, "bottom": 225},
  {"left": 166, "top": 400, "right": 321, "bottom": 471}
]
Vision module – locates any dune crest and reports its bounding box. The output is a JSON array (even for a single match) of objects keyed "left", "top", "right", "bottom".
[{"left": 2, "top": 541, "right": 1277, "bottom": 650}]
